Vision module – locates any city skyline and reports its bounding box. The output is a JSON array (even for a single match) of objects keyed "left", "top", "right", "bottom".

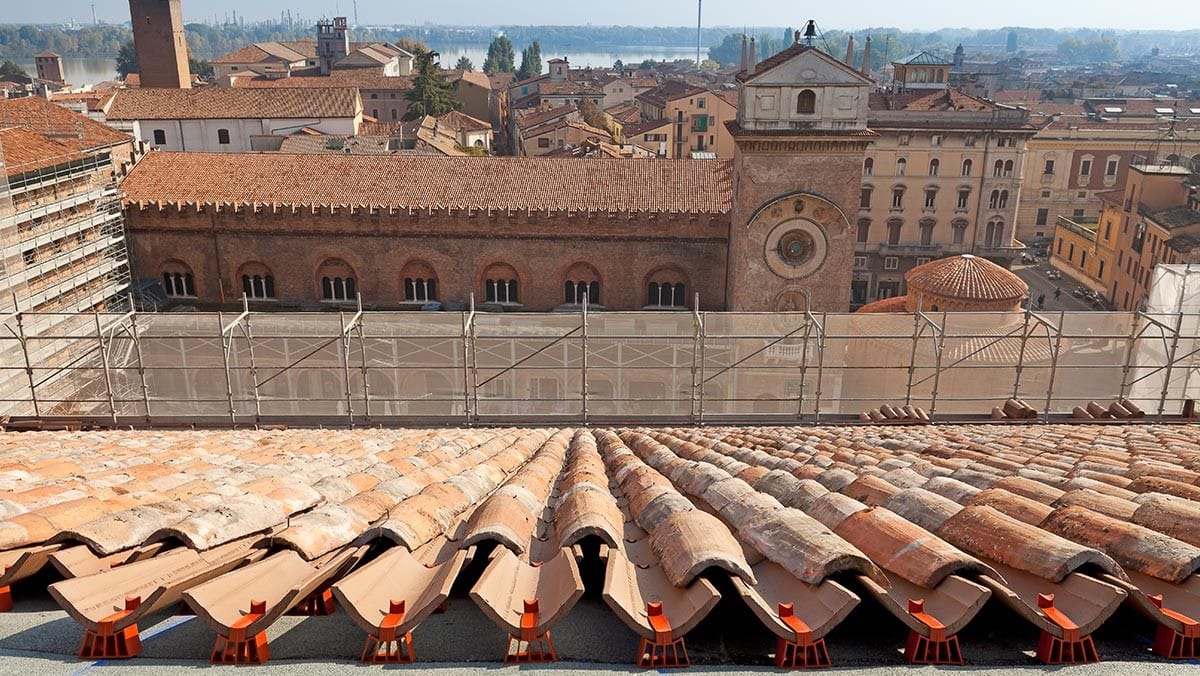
[{"left": 6, "top": 0, "right": 1200, "bottom": 31}]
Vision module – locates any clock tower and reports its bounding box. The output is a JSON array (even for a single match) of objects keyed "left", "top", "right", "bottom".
[{"left": 726, "top": 29, "right": 876, "bottom": 311}]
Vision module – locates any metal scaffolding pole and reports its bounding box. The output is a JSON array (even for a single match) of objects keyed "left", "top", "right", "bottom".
[
  {"left": 690, "top": 294, "right": 703, "bottom": 424},
  {"left": 1043, "top": 311, "right": 1066, "bottom": 418},
  {"left": 580, "top": 293, "right": 589, "bottom": 423},
  {"left": 125, "top": 300, "right": 152, "bottom": 422},
  {"left": 93, "top": 311, "right": 117, "bottom": 423},
  {"left": 462, "top": 297, "right": 475, "bottom": 423}
]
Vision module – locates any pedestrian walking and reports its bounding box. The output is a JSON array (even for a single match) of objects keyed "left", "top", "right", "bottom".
[
  {"left": 1054, "top": 288, "right": 1061, "bottom": 301},
  {"left": 1037, "top": 293, "right": 1045, "bottom": 309}
]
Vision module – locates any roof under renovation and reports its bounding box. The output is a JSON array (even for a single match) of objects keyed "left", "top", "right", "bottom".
[{"left": 2, "top": 423, "right": 1200, "bottom": 668}]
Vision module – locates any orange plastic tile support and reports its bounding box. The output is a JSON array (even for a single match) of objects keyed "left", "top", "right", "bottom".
[
  {"left": 505, "top": 599, "right": 556, "bottom": 663},
  {"left": 211, "top": 599, "right": 269, "bottom": 665},
  {"left": 1035, "top": 593, "right": 1099, "bottom": 665},
  {"left": 1149, "top": 594, "right": 1200, "bottom": 659},
  {"left": 79, "top": 596, "right": 143, "bottom": 659},
  {"left": 638, "top": 601, "right": 689, "bottom": 669},
  {"left": 0, "top": 585, "right": 10, "bottom": 613},
  {"left": 362, "top": 600, "right": 414, "bottom": 664},
  {"left": 286, "top": 588, "right": 335, "bottom": 616},
  {"left": 904, "top": 598, "right": 963, "bottom": 665},
  {"left": 775, "top": 602, "right": 831, "bottom": 668}
]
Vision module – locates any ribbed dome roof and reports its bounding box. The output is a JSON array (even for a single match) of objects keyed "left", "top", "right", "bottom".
[{"left": 905, "top": 254, "right": 1028, "bottom": 302}]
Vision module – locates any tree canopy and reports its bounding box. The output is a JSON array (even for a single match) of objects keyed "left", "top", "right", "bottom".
[
  {"left": 455, "top": 55, "right": 474, "bottom": 71},
  {"left": 0, "top": 60, "right": 27, "bottom": 78},
  {"left": 115, "top": 39, "right": 137, "bottom": 77},
  {"left": 516, "top": 41, "right": 542, "bottom": 81},
  {"left": 482, "top": 36, "right": 515, "bottom": 74},
  {"left": 404, "top": 49, "right": 462, "bottom": 120}
]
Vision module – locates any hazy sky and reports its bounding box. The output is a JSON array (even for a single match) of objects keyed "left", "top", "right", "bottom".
[{"left": 8, "top": 0, "right": 1200, "bottom": 31}]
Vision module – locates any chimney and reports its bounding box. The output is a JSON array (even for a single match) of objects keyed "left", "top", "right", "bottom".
[
  {"left": 844, "top": 35, "right": 855, "bottom": 66},
  {"left": 740, "top": 34, "right": 749, "bottom": 73},
  {"left": 861, "top": 36, "right": 873, "bottom": 78},
  {"left": 748, "top": 37, "right": 757, "bottom": 74}
]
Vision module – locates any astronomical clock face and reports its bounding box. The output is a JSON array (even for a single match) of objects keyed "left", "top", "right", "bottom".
[{"left": 752, "top": 194, "right": 846, "bottom": 280}]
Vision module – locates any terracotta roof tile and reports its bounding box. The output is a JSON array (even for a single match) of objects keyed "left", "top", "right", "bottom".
[
  {"left": 121, "top": 151, "right": 733, "bottom": 213},
  {"left": 905, "top": 254, "right": 1028, "bottom": 303},
  {"left": 107, "top": 87, "right": 361, "bottom": 120}
]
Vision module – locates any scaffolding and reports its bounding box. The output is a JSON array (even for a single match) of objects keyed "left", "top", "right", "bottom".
[
  {"left": 1, "top": 291, "right": 1198, "bottom": 425},
  {"left": 0, "top": 135, "right": 134, "bottom": 416}
]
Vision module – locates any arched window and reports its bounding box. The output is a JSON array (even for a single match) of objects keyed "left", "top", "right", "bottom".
[
  {"left": 563, "top": 262, "right": 601, "bottom": 305},
  {"left": 237, "top": 262, "right": 275, "bottom": 300},
  {"left": 928, "top": 159, "right": 939, "bottom": 176},
  {"left": 993, "top": 159, "right": 1004, "bottom": 177},
  {"left": 989, "top": 190, "right": 1001, "bottom": 209},
  {"left": 985, "top": 220, "right": 1005, "bottom": 248},
  {"left": 962, "top": 159, "right": 973, "bottom": 176},
  {"left": 951, "top": 218, "right": 968, "bottom": 245},
  {"left": 998, "top": 190, "right": 1009, "bottom": 209},
  {"left": 1004, "top": 160, "right": 1014, "bottom": 177},
  {"left": 645, "top": 268, "right": 688, "bottom": 308},
  {"left": 161, "top": 260, "right": 195, "bottom": 297},
  {"left": 400, "top": 260, "right": 438, "bottom": 303},
  {"left": 863, "top": 157, "right": 874, "bottom": 176},
  {"left": 896, "top": 158, "right": 907, "bottom": 176},
  {"left": 482, "top": 262, "right": 520, "bottom": 304},
  {"left": 796, "top": 89, "right": 816, "bottom": 114},
  {"left": 316, "top": 257, "right": 357, "bottom": 302}
]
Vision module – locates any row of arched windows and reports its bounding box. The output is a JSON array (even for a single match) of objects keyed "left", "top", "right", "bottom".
[{"left": 159, "top": 259, "right": 690, "bottom": 308}]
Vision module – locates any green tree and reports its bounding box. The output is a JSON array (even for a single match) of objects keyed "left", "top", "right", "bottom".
[
  {"left": 516, "top": 40, "right": 542, "bottom": 81},
  {"left": 612, "top": 59, "right": 624, "bottom": 72},
  {"left": 579, "top": 97, "right": 610, "bottom": 135},
  {"left": 404, "top": 49, "right": 462, "bottom": 120},
  {"left": 189, "top": 57, "right": 214, "bottom": 78},
  {"left": 482, "top": 35, "right": 515, "bottom": 74},
  {"left": 455, "top": 55, "right": 474, "bottom": 71},
  {"left": 708, "top": 33, "right": 743, "bottom": 67},
  {"left": 115, "top": 39, "right": 138, "bottom": 77},
  {"left": 0, "top": 60, "right": 27, "bottom": 78}
]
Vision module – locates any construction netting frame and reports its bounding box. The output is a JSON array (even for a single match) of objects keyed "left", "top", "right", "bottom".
[{"left": 1, "top": 293, "right": 1198, "bottom": 425}]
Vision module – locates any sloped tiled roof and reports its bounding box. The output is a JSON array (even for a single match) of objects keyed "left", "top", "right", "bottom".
[
  {"left": 3, "top": 424, "right": 1200, "bottom": 668},
  {"left": 635, "top": 80, "right": 705, "bottom": 109},
  {"left": 121, "top": 151, "right": 734, "bottom": 213},
  {"left": 1151, "top": 206, "right": 1200, "bottom": 230},
  {"left": 515, "top": 104, "right": 577, "bottom": 131},
  {"left": 905, "top": 254, "right": 1028, "bottom": 302},
  {"left": 107, "top": 87, "right": 361, "bottom": 120},
  {"left": 896, "top": 51, "right": 953, "bottom": 66},
  {"left": 854, "top": 296, "right": 909, "bottom": 313},
  {"left": 0, "top": 96, "right": 130, "bottom": 175},
  {"left": 236, "top": 69, "right": 413, "bottom": 91},
  {"left": 212, "top": 44, "right": 304, "bottom": 65},
  {"left": 436, "top": 110, "right": 491, "bottom": 132}
]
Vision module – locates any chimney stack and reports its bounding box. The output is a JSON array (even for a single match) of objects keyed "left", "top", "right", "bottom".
[
  {"left": 844, "top": 35, "right": 855, "bottom": 66},
  {"left": 740, "top": 34, "right": 749, "bottom": 73},
  {"left": 861, "top": 36, "right": 873, "bottom": 78},
  {"left": 748, "top": 37, "right": 757, "bottom": 74}
]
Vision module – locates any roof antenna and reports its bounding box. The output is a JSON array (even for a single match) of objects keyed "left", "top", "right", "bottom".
[{"left": 803, "top": 20, "right": 818, "bottom": 47}]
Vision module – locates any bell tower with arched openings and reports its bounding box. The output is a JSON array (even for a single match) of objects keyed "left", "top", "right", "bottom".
[{"left": 726, "top": 23, "right": 876, "bottom": 311}]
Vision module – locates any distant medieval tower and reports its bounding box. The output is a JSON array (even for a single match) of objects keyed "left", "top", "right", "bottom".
[
  {"left": 726, "top": 30, "right": 875, "bottom": 311},
  {"left": 128, "top": 0, "right": 191, "bottom": 88}
]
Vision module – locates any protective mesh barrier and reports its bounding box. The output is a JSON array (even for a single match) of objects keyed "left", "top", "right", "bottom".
[{"left": 2, "top": 306, "right": 1199, "bottom": 423}]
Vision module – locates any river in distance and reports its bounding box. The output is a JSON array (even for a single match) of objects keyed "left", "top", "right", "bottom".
[{"left": 19, "top": 45, "right": 699, "bottom": 88}]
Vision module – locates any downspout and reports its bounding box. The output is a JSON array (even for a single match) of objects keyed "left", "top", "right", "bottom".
[
  {"left": 211, "top": 209, "right": 226, "bottom": 304},
  {"left": 177, "top": 119, "right": 186, "bottom": 151}
]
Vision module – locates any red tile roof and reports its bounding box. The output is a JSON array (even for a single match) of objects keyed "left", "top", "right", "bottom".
[
  {"left": 107, "top": 87, "right": 362, "bottom": 120},
  {"left": 121, "top": 151, "right": 734, "bottom": 213},
  {"left": 0, "top": 96, "right": 130, "bottom": 175},
  {"left": 905, "top": 254, "right": 1028, "bottom": 302},
  {"left": 4, "top": 423, "right": 1200, "bottom": 668},
  {"left": 854, "top": 296, "right": 909, "bottom": 313},
  {"left": 236, "top": 70, "right": 413, "bottom": 91}
]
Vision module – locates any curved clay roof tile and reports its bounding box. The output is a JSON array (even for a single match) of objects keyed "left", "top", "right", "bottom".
[{"left": 905, "top": 254, "right": 1028, "bottom": 303}]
